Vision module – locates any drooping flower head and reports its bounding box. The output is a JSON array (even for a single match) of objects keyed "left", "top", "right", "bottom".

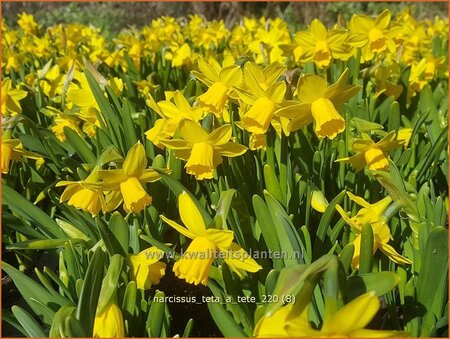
[
  {"left": 335, "top": 131, "right": 404, "bottom": 172},
  {"left": 1, "top": 137, "right": 42, "bottom": 174},
  {"left": 145, "top": 91, "right": 204, "bottom": 149},
  {"left": 161, "top": 120, "right": 247, "bottom": 180},
  {"left": 348, "top": 9, "right": 402, "bottom": 62},
  {"left": 335, "top": 192, "right": 412, "bottom": 268},
  {"left": 292, "top": 19, "right": 352, "bottom": 68},
  {"left": 93, "top": 142, "right": 167, "bottom": 213},
  {"left": 233, "top": 62, "right": 287, "bottom": 136},
  {"left": 192, "top": 57, "right": 243, "bottom": 119},
  {"left": 160, "top": 191, "right": 261, "bottom": 285},
  {"left": 128, "top": 247, "right": 166, "bottom": 290},
  {"left": 276, "top": 68, "right": 360, "bottom": 139},
  {"left": 254, "top": 291, "right": 408, "bottom": 337}
]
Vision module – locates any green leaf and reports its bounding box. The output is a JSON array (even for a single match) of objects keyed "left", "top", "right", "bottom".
[
  {"left": 347, "top": 272, "right": 400, "bottom": 301},
  {"left": 264, "top": 190, "right": 304, "bottom": 266},
  {"left": 265, "top": 269, "right": 280, "bottom": 296},
  {"left": 421, "top": 311, "right": 437, "bottom": 337},
  {"left": 12, "top": 306, "right": 46, "bottom": 337},
  {"left": 2, "top": 309, "right": 28, "bottom": 337},
  {"left": 416, "top": 227, "right": 448, "bottom": 321},
  {"left": 2, "top": 262, "right": 67, "bottom": 324},
  {"left": 313, "top": 190, "right": 346, "bottom": 259},
  {"left": 122, "top": 281, "right": 137, "bottom": 318},
  {"left": 263, "top": 164, "right": 284, "bottom": 206},
  {"left": 49, "top": 305, "right": 79, "bottom": 337},
  {"left": 147, "top": 290, "right": 166, "bottom": 337},
  {"left": 96, "top": 218, "right": 124, "bottom": 256},
  {"left": 213, "top": 189, "right": 237, "bottom": 229},
  {"left": 374, "top": 161, "right": 420, "bottom": 227},
  {"left": 63, "top": 126, "right": 96, "bottom": 164},
  {"left": 267, "top": 254, "right": 337, "bottom": 316},
  {"left": 7, "top": 238, "right": 86, "bottom": 250},
  {"left": 119, "top": 97, "right": 139, "bottom": 150},
  {"left": 96, "top": 255, "right": 124, "bottom": 314},
  {"left": 2, "top": 184, "right": 64, "bottom": 238},
  {"left": 252, "top": 194, "right": 282, "bottom": 269},
  {"left": 339, "top": 243, "right": 355, "bottom": 273},
  {"left": 358, "top": 224, "right": 373, "bottom": 274},
  {"left": 207, "top": 302, "right": 247, "bottom": 337},
  {"left": 85, "top": 68, "right": 124, "bottom": 152},
  {"left": 109, "top": 213, "right": 130, "bottom": 255},
  {"left": 76, "top": 248, "right": 106, "bottom": 336},
  {"left": 419, "top": 85, "right": 442, "bottom": 144},
  {"left": 182, "top": 318, "right": 194, "bottom": 338}
]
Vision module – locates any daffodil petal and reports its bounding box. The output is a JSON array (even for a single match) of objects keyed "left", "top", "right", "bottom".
[
  {"left": 179, "top": 191, "right": 206, "bottom": 235},
  {"left": 97, "top": 169, "right": 127, "bottom": 187},
  {"left": 275, "top": 102, "right": 311, "bottom": 120},
  {"left": 215, "top": 142, "right": 247, "bottom": 157},
  {"left": 123, "top": 142, "right": 147, "bottom": 177},
  {"left": 205, "top": 229, "right": 234, "bottom": 249},
  {"left": 140, "top": 168, "right": 162, "bottom": 183},
  {"left": 160, "top": 215, "right": 196, "bottom": 239},
  {"left": 207, "top": 125, "right": 232, "bottom": 146},
  {"left": 222, "top": 242, "right": 262, "bottom": 274},
  {"left": 347, "top": 192, "right": 372, "bottom": 209},
  {"left": 296, "top": 74, "right": 327, "bottom": 103},
  {"left": 219, "top": 65, "right": 243, "bottom": 87},
  {"left": 179, "top": 120, "right": 208, "bottom": 143},
  {"left": 266, "top": 81, "right": 286, "bottom": 104},
  {"left": 379, "top": 243, "right": 413, "bottom": 264},
  {"left": 323, "top": 291, "right": 380, "bottom": 335},
  {"left": 157, "top": 101, "right": 183, "bottom": 119}
]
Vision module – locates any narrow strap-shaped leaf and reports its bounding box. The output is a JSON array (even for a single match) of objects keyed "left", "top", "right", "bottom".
[
  {"left": 11, "top": 306, "right": 46, "bottom": 338},
  {"left": 3, "top": 184, "right": 64, "bottom": 238}
]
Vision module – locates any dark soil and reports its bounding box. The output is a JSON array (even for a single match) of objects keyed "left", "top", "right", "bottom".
[{"left": 156, "top": 263, "right": 222, "bottom": 337}]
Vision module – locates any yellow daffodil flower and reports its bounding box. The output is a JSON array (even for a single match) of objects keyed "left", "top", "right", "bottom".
[
  {"left": 161, "top": 120, "right": 247, "bottom": 180},
  {"left": 165, "top": 42, "right": 195, "bottom": 68},
  {"left": 335, "top": 192, "right": 413, "bottom": 268},
  {"left": 50, "top": 112, "right": 82, "bottom": 142},
  {"left": 248, "top": 19, "right": 291, "bottom": 64},
  {"left": 128, "top": 247, "right": 166, "bottom": 290},
  {"left": 94, "top": 142, "right": 165, "bottom": 213},
  {"left": 397, "top": 128, "right": 413, "bottom": 149},
  {"left": 254, "top": 291, "right": 408, "bottom": 337},
  {"left": 276, "top": 68, "right": 360, "bottom": 139},
  {"left": 93, "top": 298, "right": 125, "bottom": 338},
  {"left": 66, "top": 71, "right": 102, "bottom": 137},
  {"left": 373, "top": 65, "right": 403, "bottom": 99},
  {"left": 1, "top": 137, "right": 42, "bottom": 174},
  {"left": 292, "top": 19, "right": 352, "bottom": 68},
  {"left": 17, "top": 13, "right": 39, "bottom": 35},
  {"left": 407, "top": 59, "right": 430, "bottom": 100},
  {"left": 1, "top": 78, "right": 27, "bottom": 117},
  {"left": 145, "top": 91, "right": 204, "bottom": 149},
  {"left": 39, "top": 64, "right": 65, "bottom": 99},
  {"left": 233, "top": 62, "right": 287, "bottom": 135},
  {"left": 348, "top": 10, "right": 402, "bottom": 62},
  {"left": 160, "top": 191, "right": 261, "bottom": 285},
  {"left": 67, "top": 72, "right": 123, "bottom": 137},
  {"left": 335, "top": 131, "right": 404, "bottom": 172},
  {"left": 57, "top": 168, "right": 111, "bottom": 216},
  {"left": 192, "top": 57, "right": 242, "bottom": 117}
]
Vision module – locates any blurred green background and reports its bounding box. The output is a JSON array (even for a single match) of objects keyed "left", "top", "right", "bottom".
[{"left": 2, "top": 1, "right": 447, "bottom": 35}]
